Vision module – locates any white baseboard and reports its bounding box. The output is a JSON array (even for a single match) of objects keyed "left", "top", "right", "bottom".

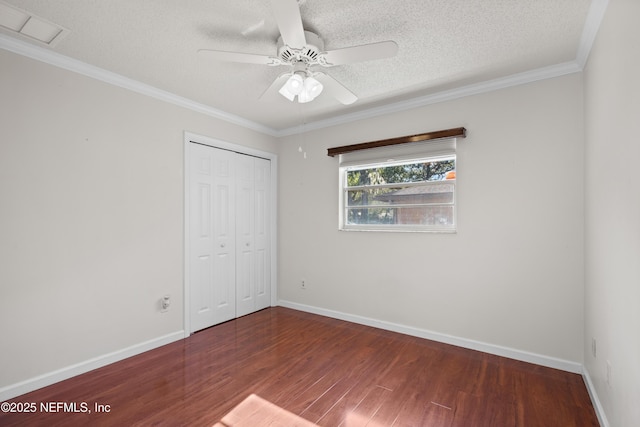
[
  {"left": 2, "top": 308, "right": 609, "bottom": 425},
  {"left": 0, "top": 330, "right": 185, "bottom": 402},
  {"left": 278, "top": 300, "right": 583, "bottom": 374},
  {"left": 282, "top": 298, "right": 611, "bottom": 423},
  {"left": 582, "top": 367, "right": 610, "bottom": 427}
]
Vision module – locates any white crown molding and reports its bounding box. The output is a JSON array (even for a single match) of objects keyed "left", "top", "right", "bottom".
[
  {"left": 0, "top": 33, "right": 279, "bottom": 137},
  {"left": 1, "top": 0, "right": 608, "bottom": 137},
  {"left": 275, "top": 0, "right": 608, "bottom": 136},
  {"left": 274, "top": 61, "right": 583, "bottom": 137},
  {"left": 576, "top": 0, "right": 610, "bottom": 68},
  {"left": 278, "top": 300, "right": 583, "bottom": 374}
]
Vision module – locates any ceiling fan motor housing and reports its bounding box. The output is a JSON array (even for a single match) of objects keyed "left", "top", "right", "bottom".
[{"left": 277, "top": 31, "right": 324, "bottom": 65}]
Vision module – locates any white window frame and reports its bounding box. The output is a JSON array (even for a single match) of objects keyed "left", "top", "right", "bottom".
[{"left": 338, "top": 138, "right": 457, "bottom": 233}]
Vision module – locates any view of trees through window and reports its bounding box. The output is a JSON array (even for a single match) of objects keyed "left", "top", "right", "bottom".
[{"left": 343, "top": 156, "right": 455, "bottom": 229}]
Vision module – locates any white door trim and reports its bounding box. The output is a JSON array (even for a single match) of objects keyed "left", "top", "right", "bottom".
[{"left": 183, "top": 131, "right": 278, "bottom": 337}]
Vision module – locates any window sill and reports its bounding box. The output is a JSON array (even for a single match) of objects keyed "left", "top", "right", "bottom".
[{"left": 339, "top": 226, "right": 457, "bottom": 234}]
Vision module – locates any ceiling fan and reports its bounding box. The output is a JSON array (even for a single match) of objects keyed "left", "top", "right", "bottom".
[{"left": 198, "top": 0, "right": 398, "bottom": 105}]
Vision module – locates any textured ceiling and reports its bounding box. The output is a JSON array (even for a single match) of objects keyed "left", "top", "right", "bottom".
[{"left": 1, "top": 0, "right": 593, "bottom": 132}]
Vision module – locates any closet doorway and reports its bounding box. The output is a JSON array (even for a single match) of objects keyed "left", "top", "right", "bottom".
[{"left": 184, "top": 133, "right": 277, "bottom": 334}]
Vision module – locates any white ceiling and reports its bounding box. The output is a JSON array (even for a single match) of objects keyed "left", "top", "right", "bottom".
[{"left": 1, "top": 0, "right": 600, "bottom": 135}]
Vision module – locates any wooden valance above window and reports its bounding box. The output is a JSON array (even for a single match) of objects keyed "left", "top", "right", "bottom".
[{"left": 327, "top": 127, "right": 466, "bottom": 157}]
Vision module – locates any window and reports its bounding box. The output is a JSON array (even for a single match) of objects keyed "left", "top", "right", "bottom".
[
  {"left": 333, "top": 130, "right": 461, "bottom": 232},
  {"left": 340, "top": 156, "right": 456, "bottom": 232}
]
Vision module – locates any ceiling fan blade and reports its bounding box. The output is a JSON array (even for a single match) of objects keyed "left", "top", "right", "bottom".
[
  {"left": 198, "top": 49, "right": 280, "bottom": 66},
  {"left": 259, "top": 73, "right": 290, "bottom": 100},
  {"left": 320, "top": 41, "right": 399, "bottom": 66},
  {"left": 314, "top": 73, "right": 358, "bottom": 105},
  {"left": 270, "top": 0, "right": 306, "bottom": 49}
]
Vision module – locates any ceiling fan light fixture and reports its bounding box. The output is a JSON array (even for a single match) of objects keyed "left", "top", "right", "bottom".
[
  {"left": 278, "top": 83, "right": 296, "bottom": 101},
  {"left": 200, "top": 0, "right": 400, "bottom": 107},
  {"left": 304, "top": 76, "right": 323, "bottom": 99},
  {"left": 298, "top": 89, "right": 313, "bottom": 103},
  {"left": 285, "top": 73, "right": 304, "bottom": 95},
  {"left": 279, "top": 71, "right": 324, "bottom": 103}
]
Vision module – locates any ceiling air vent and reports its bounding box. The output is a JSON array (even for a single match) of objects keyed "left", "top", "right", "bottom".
[{"left": 0, "top": 1, "right": 68, "bottom": 46}]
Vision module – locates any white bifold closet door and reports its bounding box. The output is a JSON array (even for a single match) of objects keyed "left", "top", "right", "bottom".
[{"left": 189, "top": 143, "right": 271, "bottom": 333}]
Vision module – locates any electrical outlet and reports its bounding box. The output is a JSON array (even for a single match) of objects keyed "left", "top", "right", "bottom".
[
  {"left": 606, "top": 360, "right": 612, "bottom": 386},
  {"left": 160, "top": 295, "right": 171, "bottom": 312},
  {"left": 301, "top": 279, "right": 306, "bottom": 290},
  {"left": 592, "top": 338, "right": 597, "bottom": 358}
]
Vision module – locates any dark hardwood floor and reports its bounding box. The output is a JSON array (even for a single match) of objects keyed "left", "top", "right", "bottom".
[{"left": 1, "top": 307, "right": 599, "bottom": 426}]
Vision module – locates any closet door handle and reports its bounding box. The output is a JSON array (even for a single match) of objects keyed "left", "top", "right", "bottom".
[{"left": 220, "top": 243, "right": 226, "bottom": 248}]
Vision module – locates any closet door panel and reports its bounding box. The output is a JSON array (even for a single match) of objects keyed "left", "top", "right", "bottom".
[
  {"left": 189, "top": 145, "right": 215, "bottom": 332},
  {"left": 189, "top": 144, "right": 236, "bottom": 332},
  {"left": 254, "top": 157, "right": 271, "bottom": 310},
  {"left": 211, "top": 151, "right": 236, "bottom": 324},
  {"left": 235, "top": 155, "right": 255, "bottom": 317}
]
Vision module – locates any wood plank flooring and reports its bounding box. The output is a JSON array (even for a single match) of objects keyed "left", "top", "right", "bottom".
[{"left": 0, "top": 307, "right": 599, "bottom": 426}]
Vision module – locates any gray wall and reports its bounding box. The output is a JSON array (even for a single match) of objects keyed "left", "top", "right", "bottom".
[
  {"left": 584, "top": 0, "right": 640, "bottom": 425},
  {"left": 277, "top": 74, "right": 585, "bottom": 364},
  {"left": 0, "top": 50, "right": 277, "bottom": 393}
]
